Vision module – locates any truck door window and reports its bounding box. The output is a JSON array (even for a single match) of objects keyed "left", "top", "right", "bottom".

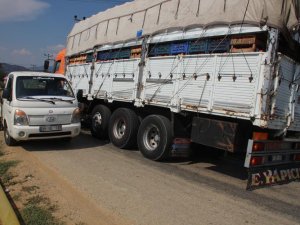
[
  {"left": 54, "top": 60, "right": 61, "bottom": 73},
  {"left": 6, "top": 76, "right": 13, "bottom": 98}
]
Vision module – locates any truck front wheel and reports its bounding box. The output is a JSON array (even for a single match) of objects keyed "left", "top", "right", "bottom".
[
  {"left": 109, "top": 108, "right": 139, "bottom": 149},
  {"left": 137, "top": 115, "right": 173, "bottom": 161},
  {"left": 4, "top": 124, "right": 17, "bottom": 146},
  {"left": 91, "top": 105, "right": 111, "bottom": 139}
]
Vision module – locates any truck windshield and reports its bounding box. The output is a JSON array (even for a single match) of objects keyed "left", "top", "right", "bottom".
[{"left": 16, "top": 76, "right": 74, "bottom": 98}]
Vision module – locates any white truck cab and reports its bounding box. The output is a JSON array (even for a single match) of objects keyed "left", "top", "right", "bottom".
[{"left": 0, "top": 71, "right": 81, "bottom": 145}]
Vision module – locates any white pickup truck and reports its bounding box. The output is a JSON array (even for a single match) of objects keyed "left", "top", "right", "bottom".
[{"left": 0, "top": 71, "right": 81, "bottom": 145}]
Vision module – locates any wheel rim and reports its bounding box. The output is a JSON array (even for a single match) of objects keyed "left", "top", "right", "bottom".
[
  {"left": 92, "top": 112, "right": 102, "bottom": 129},
  {"left": 113, "top": 118, "right": 126, "bottom": 139},
  {"left": 143, "top": 125, "right": 160, "bottom": 151}
]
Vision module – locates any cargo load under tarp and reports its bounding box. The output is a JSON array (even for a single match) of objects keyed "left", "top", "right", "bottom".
[{"left": 66, "top": 0, "right": 300, "bottom": 56}]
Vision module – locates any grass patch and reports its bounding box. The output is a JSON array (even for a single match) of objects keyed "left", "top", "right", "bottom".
[
  {"left": 47, "top": 203, "right": 59, "bottom": 213},
  {"left": 12, "top": 192, "right": 21, "bottom": 201},
  {"left": 0, "top": 160, "right": 18, "bottom": 176},
  {"left": 21, "top": 195, "right": 63, "bottom": 225},
  {"left": 1, "top": 172, "right": 17, "bottom": 185},
  {"left": 25, "top": 195, "right": 49, "bottom": 206},
  {"left": 25, "top": 194, "right": 59, "bottom": 212},
  {"left": 0, "top": 161, "right": 19, "bottom": 186},
  {"left": 21, "top": 185, "right": 40, "bottom": 194},
  {"left": 0, "top": 150, "right": 4, "bottom": 157},
  {"left": 21, "top": 205, "right": 64, "bottom": 225}
]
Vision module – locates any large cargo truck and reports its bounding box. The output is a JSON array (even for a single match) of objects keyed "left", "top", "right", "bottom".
[{"left": 58, "top": 0, "right": 300, "bottom": 189}]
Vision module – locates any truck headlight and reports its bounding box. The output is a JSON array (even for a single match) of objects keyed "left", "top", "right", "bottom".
[
  {"left": 71, "top": 108, "right": 81, "bottom": 123},
  {"left": 14, "top": 109, "right": 29, "bottom": 126}
]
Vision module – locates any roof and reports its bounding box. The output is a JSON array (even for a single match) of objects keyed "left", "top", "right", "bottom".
[
  {"left": 66, "top": 0, "right": 300, "bottom": 56},
  {"left": 9, "top": 71, "right": 65, "bottom": 77}
]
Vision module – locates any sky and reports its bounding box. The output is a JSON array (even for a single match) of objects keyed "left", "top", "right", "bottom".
[{"left": 0, "top": 0, "right": 131, "bottom": 68}]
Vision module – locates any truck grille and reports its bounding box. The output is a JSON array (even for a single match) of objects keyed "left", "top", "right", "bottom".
[{"left": 28, "top": 114, "right": 72, "bottom": 126}]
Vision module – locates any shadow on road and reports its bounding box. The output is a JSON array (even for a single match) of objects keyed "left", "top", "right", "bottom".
[
  {"left": 21, "top": 130, "right": 109, "bottom": 152},
  {"left": 163, "top": 144, "right": 248, "bottom": 180},
  {"left": 19, "top": 129, "right": 247, "bottom": 180}
]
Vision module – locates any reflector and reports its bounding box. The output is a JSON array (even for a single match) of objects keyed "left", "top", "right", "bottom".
[
  {"left": 294, "top": 154, "right": 300, "bottom": 161},
  {"left": 252, "top": 132, "right": 268, "bottom": 140},
  {"left": 250, "top": 156, "right": 264, "bottom": 166},
  {"left": 253, "top": 142, "right": 265, "bottom": 152}
]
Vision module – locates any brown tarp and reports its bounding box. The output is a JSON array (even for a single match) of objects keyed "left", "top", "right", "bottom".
[{"left": 66, "top": 0, "right": 300, "bottom": 56}]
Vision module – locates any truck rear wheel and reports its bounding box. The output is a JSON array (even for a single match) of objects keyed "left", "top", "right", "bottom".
[
  {"left": 91, "top": 105, "right": 111, "bottom": 139},
  {"left": 4, "top": 124, "right": 17, "bottom": 146},
  {"left": 137, "top": 115, "right": 173, "bottom": 161},
  {"left": 109, "top": 108, "right": 139, "bottom": 149}
]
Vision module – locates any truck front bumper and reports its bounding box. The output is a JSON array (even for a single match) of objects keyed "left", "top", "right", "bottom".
[{"left": 10, "top": 123, "right": 81, "bottom": 141}]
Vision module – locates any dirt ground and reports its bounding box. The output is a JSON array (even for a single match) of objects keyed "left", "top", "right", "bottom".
[
  {"left": 1, "top": 130, "right": 299, "bottom": 225},
  {"left": 0, "top": 132, "right": 131, "bottom": 225}
]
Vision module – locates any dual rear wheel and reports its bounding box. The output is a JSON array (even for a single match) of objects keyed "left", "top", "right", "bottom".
[
  {"left": 90, "top": 105, "right": 173, "bottom": 161},
  {"left": 108, "top": 108, "right": 140, "bottom": 149},
  {"left": 137, "top": 115, "right": 173, "bottom": 161}
]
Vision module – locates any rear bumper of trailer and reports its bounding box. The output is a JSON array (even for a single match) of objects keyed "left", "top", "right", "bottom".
[{"left": 245, "top": 139, "right": 300, "bottom": 190}]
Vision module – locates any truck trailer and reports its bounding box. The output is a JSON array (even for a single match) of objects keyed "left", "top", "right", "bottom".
[{"left": 57, "top": 0, "right": 300, "bottom": 189}]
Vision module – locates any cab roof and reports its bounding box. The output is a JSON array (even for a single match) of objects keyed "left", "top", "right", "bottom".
[{"left": 9, "top": 71, "right": 65, "bottom": 78}]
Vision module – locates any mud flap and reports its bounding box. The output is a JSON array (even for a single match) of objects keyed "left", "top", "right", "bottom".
[{"left": 246, "top": 164, "right": 300, "bottom": 190}]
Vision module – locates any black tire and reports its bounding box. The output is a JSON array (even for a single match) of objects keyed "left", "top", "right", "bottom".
[
  {"left": 108, "top": 108, "right": 140, "bottom": 149},
  {"left": 137, "top": 115, "right": 173, "bottom": 161},
  {"left": 91, "top": 105, "right": 111, "bottom": 139},
  {"left": 4, "top": 125, "right": 17, "bottom": 146}
]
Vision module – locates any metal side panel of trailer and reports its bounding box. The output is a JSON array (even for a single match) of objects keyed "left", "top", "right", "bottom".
[
  {"left": 142, "top": 52, "right": 263, "bottom": 118},
  {"left": 90, "top": 58, "right": 140, "bottom": 102},
  {"left": 67, "top": 51, "right": 300, "bottom": 132},
  {"left": 67, "top": 64, "right": 91, "bottom": 95},
  {"left": 268, "top": 55, "right": 300, "bottom": 131}
]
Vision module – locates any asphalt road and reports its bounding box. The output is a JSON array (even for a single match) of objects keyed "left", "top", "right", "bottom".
[{"left": 19, "top": 130, "right": 300, "bottom": 225}]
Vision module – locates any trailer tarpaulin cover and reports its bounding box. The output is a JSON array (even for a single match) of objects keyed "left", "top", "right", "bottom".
[{"left": 66, "top": 0, "right": 300, "bottom": 56}]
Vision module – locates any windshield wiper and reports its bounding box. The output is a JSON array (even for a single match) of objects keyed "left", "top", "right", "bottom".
[
  {"left": 18, "top": 96, "right": 55, "bottom": 105},
  {"left": 46, "top": 97, "right": 74, "bottom": 104}
]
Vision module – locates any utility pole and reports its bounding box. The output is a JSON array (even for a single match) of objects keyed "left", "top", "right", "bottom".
[
  {"left": 44, "top": 53, "right": 53, "bottom": 72},
  {"left": 44, "top": 53, "right": 53, "bottom": 61},
  {"left": 31, "top": 64, "right": 36, "bottom": 71}
]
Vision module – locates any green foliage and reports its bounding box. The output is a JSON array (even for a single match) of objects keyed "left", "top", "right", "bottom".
[
  {"left": 21, "top": 194, "right": 63, "bottom": 225},
  {"left": 0, "top": 160, "right": 18, "bottom": 176},
  {"left": 2, "top": 172, "right": 16, "bottom": 185},
  {"left": 25, "top": 195, "right": 49, "bottom": 206},
  {"left": 0, "top": 160, "right": 19, "bottom": 186},
  {"left": 21, "top": 205, "right": 64, "bottom": 225}
]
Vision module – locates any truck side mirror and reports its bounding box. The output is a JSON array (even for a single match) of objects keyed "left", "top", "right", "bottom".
[
  {"left": 44, "top": 60, "right": 49, "bottom": 71},
  {"left": 2, "top": 88, "right": 12, "bottom": 101}
]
